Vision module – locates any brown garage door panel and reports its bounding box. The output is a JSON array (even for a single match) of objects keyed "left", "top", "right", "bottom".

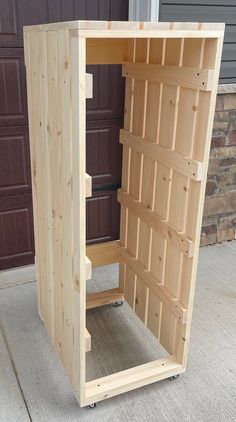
[
  {"left": 0, "top": 0, "right": 129, "bottom": 47},
  {"left": 86, "top": 190, "right": 120, "bottom": 245},
  {"left": 0, "top": 48, "right": 27, "bottom": 127},
  {"left": 0, "top": 193, "right": 34, "bottom": 270},
  {"left": 0, "top": 0, "right": 128, "bottom": 269},
  {"left": 86, "top": 65, "right": 125, "bottom": 120},
  {"left": 86, "top": 119, "right": 122, "bottom": 188},
  {"left": 0, "top": 126, "right": 31, "bottom": 197}
]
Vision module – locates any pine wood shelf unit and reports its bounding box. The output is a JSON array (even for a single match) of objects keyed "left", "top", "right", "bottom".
[{"left": 24, "top": 20, "right": 224, "bottom": 407}]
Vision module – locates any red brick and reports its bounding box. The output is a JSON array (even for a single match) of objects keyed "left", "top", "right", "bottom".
[
  {"left": 200, "top": 224, "right": 217, "bottom": 246},
  {"left": 215, "top": 94, "right": 224, "bottom": 112},
  {"left": 220, "top": 157, "right": 236, "bottom": 167},
  {"left": 211, "top": 135, "right": 226, "bottom": 148},
  {"left": 205, "top": 180, "right": 217, "bottom": 195},
  {"left": 223, "top": 93, "right": 236, "bottom": 111},
  {"left": 203, "top": 191, "right": 236, "bottom": 217},
  {"left": 217, "top": 228, "right": 236, "bottom": 242},
  {"left": 227, "top": 130, "right": 236, "bottom": 146}
]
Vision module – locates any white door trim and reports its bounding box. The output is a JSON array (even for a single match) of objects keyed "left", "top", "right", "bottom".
[{"left": 129, "top": 0, "right": 159, "bottom": 21}]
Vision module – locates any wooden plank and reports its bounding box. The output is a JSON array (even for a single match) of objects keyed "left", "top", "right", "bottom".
[
  {"left": 118, "top": 190, "right": 194, "bottom": 257},
  {"left": 86, "top": 241, "right": 119, "bottom": 268},
  {"left": 84, "top": 356, "right": 183, "bottom": 405},
  {"left": 70, "top": 36, "right": 87, "bottom": 400},
  {"left": 46, "top": 30, "right": 64, "bottom": 358},
  {"left": 85, "top": 74, "right": 93, "bottom": 98},
  {"left": 73, "top": 29, "right": 224, "bottom": 40},
  {"left": 37, "top": 30, "right": 53, "bottom": 339},
  {"left": 24, "top": 32, "right": 42, "bottom": 319},
  {"left": 86, "top": 38, "right": 128, "bottom": 64},
  {"left": 85, "top": 328, "right": 91, "bottom": 352},
  {"left": 123, "top": 63, "right": 214, "bottom": 91},
  {"left": 86, "top": 288, "right": 124, "bottom": 310},
  {"left": 85, "top": 173, "right": 92, "bottom": 198},
  {"left": 86, "top": 256, "right": 92, "bottom": 280},
  {"left": 24, "top": 20, "right": 224, "bottom": 34},
  {"left": 118, "top": 245, "right": 188, "bottom": 324},
  {"left": 57, "top": 29, "right": 74, "bottom": 379},
  {"left": 120, "top": 130, "right": 203, "bottom": 181}
]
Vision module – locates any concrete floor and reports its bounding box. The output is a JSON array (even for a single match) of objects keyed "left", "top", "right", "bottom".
[{"left": 0, "top": 241, "right": 236, "bottom": 422}]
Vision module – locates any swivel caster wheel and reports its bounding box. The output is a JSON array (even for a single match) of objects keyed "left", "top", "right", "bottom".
[
  {"left": 170, "top": 374, "right": 179, "bottom": 381},
  {"left": 115, "top": 300, "right": 123, "bottom": 307},
  {"left": 88, "top": 403, "right": 96, "bottom": 409}
]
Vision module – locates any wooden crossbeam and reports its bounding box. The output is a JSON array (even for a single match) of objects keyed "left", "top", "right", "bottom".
[
  {"left": 117, "top": 190, "right": 194, "bottom": 257},
  {"left": 118, "top": 245, "right": 188, "bottom": 324},
  {"left": 85, "top": 328, "right": 91, "bottom": 352},
  {"left": 120, "top": 130, "right": 202, "bottom": 181},
  {"left": 86, "top": 288, "right": 124, "bottom": 310},
  {"left": 85, "top": 73, "right": 93, "bottom": 98},
  {"left": 85, "top": 355, "right": 183, "bottom": 405},
  {"left": 86, "top": 241, "right": 119, "bottom": 268},
  {"left": 122, "top": 62, "right": 214, "bottom": 91},
  {"left": 85, "top": 173, "right": 92, "bottom": 197},
  {"left": 86, "top": 256, "right": 92, "bottom": 280}
]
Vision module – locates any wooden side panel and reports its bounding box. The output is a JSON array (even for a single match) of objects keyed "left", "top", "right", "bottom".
[
  {"left": 118, "top": 34, "right": 223, "bottom": 362},
  {"left": 24, "top": 30, "right": 87, "bottom": 401}
]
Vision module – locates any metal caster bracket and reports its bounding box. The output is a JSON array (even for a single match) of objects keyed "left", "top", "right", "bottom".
[
  {"left": 114, "top": 300, "right": 123, "bottom": 307},
  {"left": 170, "top": 374, "right": 179, "bottom": 381},
  {"left": 88, "top": 403, "right": 96, "bottom": 409}
]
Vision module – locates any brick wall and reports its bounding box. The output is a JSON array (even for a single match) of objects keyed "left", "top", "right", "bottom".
[{"left": 201, "top": 93, "right": 236, "bottom": 246}]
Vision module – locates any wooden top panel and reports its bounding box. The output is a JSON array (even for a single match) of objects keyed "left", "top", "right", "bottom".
[{"left": 24, "top": 20, "right": 225, "bottom": 38}]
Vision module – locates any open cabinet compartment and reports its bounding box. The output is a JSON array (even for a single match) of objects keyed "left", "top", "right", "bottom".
[{"left": 24, "top": 20, "right": 224, "bottom": 407}]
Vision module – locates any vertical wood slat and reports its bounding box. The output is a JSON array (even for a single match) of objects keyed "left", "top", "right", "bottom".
[
  {"left": 57, "top": 29, "right": 73, "bottom": 379},
  {"left": 46, "top": 30, "right": 63, "bottom": 355},
  {"left": 120, "top": 39, "right": 136, "bottom": 298},
  {"left": 158, "top": 38, "right": 185, "bottom": 354},
  {"left": 71, "top": 36, "right": 86, "bottom": 402},
  {"left": 37, "top": 31, "right": 51, "bottom": 335},
  {"left": 24, "top": 31, "right": 42, "bottom": 319}
]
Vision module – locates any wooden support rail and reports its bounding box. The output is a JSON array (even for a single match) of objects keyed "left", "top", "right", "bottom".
[
  {"left": 85, "top": 173, "right": 92, "bottom": 197},
  {"left": 122, "top": 62, "right": 214, "bottom": 91},
  {"left": 86, "top": 288, "right": 124, "bottom": 310},
  {"left": 118, "top": 245, "right": 188, "bottom": 324},
  {"left": 85, "top": 328, "right": 91, "bottom": 352},
  {"left": 86, "top": 241, "right": 119, "bottom": 268},
  {"left": 85, "top": 355, "right": 183, "bottom": 405},
  {"left": 117, "top": 190, "right": 194, "bottom": 257},
  {"left": 120, "top": 130, "right": 202, "bottom": 181},
  {"left": 86, "top": 256, "right": 92, "bottom": 280}
]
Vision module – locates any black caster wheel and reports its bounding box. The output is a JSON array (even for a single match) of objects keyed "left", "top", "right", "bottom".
[
  {"left": 88, "top": 403, "right": 96, "bottom": 409},
  {"left": 170, "top": 374, "right": 179, "bottom": 381},
  {"left": 115, "top": 301, "right": 123, "bottom": 307}
]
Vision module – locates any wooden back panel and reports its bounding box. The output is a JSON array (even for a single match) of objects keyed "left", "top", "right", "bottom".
[{"left": 118, "top": 35, "right": 223, "bottom": 364}]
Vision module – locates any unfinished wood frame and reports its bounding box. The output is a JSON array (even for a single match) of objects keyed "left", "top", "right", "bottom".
[{"left": 24, "top": 20, "right": 224, "bottom": 407}]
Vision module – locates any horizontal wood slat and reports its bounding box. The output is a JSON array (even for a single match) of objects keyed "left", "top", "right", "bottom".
[
  {"left": 86, "top": 241, "right": 119, "bottom": 268},
  {"left": 86, "top": 256, "right": 92, "bottom": 280},
  {"left": 85, "top": 74, "right": 93, "bottom": 98},
  {"left": 85, "top": 328, "right": 91, "bottom": 352},
  {"left": 123, "top": 63, "right": 214, "bottom": 91},
  {"left": 120, "top": 130, "right": 203, "bottom": 181},
  {"left": 118, "top": 245, "right": 188, "bottom": 324},
  {"left": 118, "top": 190, "right": 194, "bottom": 257},
  {"left": 85, "top": 355, "right": 183, "bottom": 404},
  {"left": 86, "top": 288, "right": 124, "bottom": 310},
  {"left": 85, "top": 173, "right": 92, "bottom": 198}
]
